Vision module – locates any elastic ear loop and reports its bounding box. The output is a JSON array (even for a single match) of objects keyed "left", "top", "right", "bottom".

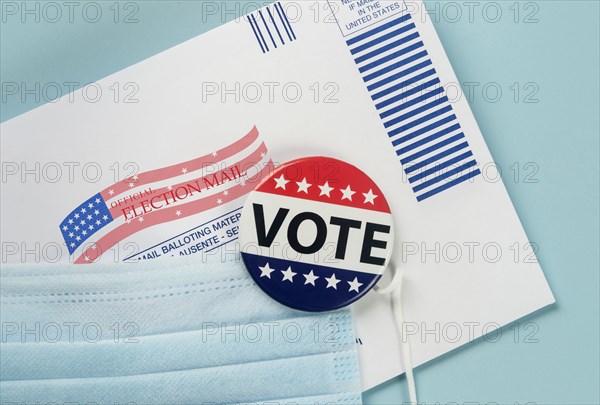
[{"left": 374, "top": 262, "right": 417, "bottom": 404}]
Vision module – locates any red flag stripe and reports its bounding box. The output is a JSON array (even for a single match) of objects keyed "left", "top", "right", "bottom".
[
  {"left": 99, "top": 126, "right": 259, "bottom": 201},
  {"left": 75, "top": 160, "right": 274, "bottom": 264},
  {"left": 106, "top": 142, "right": 267, "bottom": 219}
]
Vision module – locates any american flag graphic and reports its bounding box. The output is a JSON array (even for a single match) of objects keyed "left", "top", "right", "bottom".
[
  {"left": 240, "top": 157, "right": 394, "bottom": 311},
  {"left": 59, "top": 126, "right": 272, "bottom": 264}
]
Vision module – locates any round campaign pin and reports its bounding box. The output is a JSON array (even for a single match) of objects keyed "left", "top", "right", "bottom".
[{"left": 239, "top": 156, "right": 394, "bottom": 312}]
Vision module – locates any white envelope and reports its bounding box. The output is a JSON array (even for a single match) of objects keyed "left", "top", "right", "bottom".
[{"left": 0, "top": 0, "right": 555, "bottom": 390}]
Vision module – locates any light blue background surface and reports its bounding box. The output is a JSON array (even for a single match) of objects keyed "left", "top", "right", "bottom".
[{"left": 1, "top": 1, "right": 599, "bottom": 404}]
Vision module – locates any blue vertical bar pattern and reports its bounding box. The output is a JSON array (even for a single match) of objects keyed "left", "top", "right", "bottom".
[
  {"left": 247, "top": 2, "right": 296, "bottom": 53},
  {"left": 346, "top": 13, "right": 481, "bottom": 202}
]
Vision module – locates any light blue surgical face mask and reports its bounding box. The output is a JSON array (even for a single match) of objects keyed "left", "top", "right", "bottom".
[{"left": 0, "top": 253, "right": 363, "bottom": 405}]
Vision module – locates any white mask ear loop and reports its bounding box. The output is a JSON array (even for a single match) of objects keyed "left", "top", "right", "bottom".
[{"left": 374, "top": 261, "right": 417, "bottom": 404}]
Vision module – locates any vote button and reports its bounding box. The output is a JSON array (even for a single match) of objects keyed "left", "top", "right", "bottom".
[{"left": 239, "top": 156, "right": 394, "bottom": 312}]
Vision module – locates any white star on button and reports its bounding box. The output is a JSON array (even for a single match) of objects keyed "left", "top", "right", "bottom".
[
  {"left": 363, "top": 189, "right": 378, "bottom": 204},
  {"left": 303, "top": 270, "right": 319, "bottom": 286},
  {"left": 348, "top": 277, "right": 363, "bottom": 293},
  {"left": 325, "top": 273, "right": 341, "bottom": 289},
  {"left": 274, "top": 174, "right": 289, "bottom": 190},
  {"left": 318, "top": 182, "right": 334, "bottom": 197},
  {"left": 259, "top": 262, "right": 275, "bottom": 279},
  {"left": 296, "top": 178, "right": 312, "bottom": 194},
  {"left": 181, "top": 168, "right": 188, "bottom": 174},
  {"left": 281, "top": 266, "right": 297, "bottom": 282},
  {"left": 340, "top": 185, "right": 356, "bottom": 201}
]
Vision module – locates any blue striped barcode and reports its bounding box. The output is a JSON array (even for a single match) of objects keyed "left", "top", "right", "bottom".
[
  {"left": 247, "top": 2, "right": 296, "bottom": 53},
  {"left": 346, "top": 13, "right": 481, "bottom": 202}
]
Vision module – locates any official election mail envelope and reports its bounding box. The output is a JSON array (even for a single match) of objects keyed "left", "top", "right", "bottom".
[{"left": 0, "top": 0, "right": 555, "bottom": 390}]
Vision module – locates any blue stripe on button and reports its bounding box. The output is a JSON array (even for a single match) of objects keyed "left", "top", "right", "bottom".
[
  {"left": 346, "top": 14, "right": 412, "bottom": 46},
  {"left": 416, "top": 169, "right": 481, "bottom": 201}
]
